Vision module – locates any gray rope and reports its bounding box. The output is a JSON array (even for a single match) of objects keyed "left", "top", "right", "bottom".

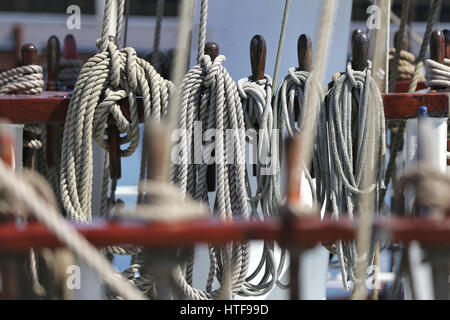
[
  {"left": 236, "top": 74, "right": 285, "bottom": 296},
  {"left": 324, "top": 61, "right": 385, "bottom": 289}
]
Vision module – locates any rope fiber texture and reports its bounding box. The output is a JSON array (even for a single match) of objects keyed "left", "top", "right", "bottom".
[
  {"left": 322, "top": 61, "right": 386, "bottom": 290},
  {"left": 59, "top": 0, "right": 175, "bottom": 222},
  {"left": 425, "top": 58, "right": 450, "bottom": 88},
  {"left": 237, "top": 74, "right": 286, "bottom": 295}
]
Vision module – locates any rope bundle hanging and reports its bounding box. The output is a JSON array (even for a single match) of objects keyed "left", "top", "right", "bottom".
[
  {"left": 322, "top": 60, "right": 385, "bottom": 290},
  {"left": 273, "top": 37, "right": 326, "bottom": 207},
  {"left": 389, "top": 48, "right": 420, "bottom": 81},
  {"left": 164, "top": 0, "right": 250, "bottom": 300},
  {"left": 235, "top": 35, "right": 286, "bottom": 296},
  {"left": 59, "top": 0, "right": 175, "bottom": 222}
]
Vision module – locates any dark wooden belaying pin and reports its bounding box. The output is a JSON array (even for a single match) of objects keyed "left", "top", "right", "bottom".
[
  {"left": 205, "top": 42, "right": 220, "bottom": 192},
  {"left": 106, "top": 35, "right": 122, "bottom": 180},
  {"left": 45, "top": 35, "right": 61, "bottom": 168},
  {"left": 46, "top": 35, "right": 60, "bottom": 91},
  {"left": 21, "top": 43, "right": 39, "bottom": 169},
  {"left": 297, "top": 34, "right": 312, "bottom": 73},
  {"left": 430, "top": 30, "right": 446, "bottom": 91},
  {"left": 250, "top": 34, "right": 266, "bottom": 81},
  {"left": 249, "top": 35, "right": 267, "bottom": 176},
  {"left": 351, "top": 29, "right": 369, "bottom": 72},
  {"left": 63, "top": 34, "right": 78, "bottom": 60}
]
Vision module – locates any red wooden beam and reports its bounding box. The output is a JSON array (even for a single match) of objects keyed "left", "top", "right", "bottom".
[
  {"left": 0, "top": 216, "right": 449, "bottom": 252},
  {"left": 394, "top": 80, "right": 427, "bottom": 93},
  {"left": 0, "top": 92, "right": 448, "bottom": 124},
  {"left": 382, "top": 92, "right": 449, "bottom": 119}
]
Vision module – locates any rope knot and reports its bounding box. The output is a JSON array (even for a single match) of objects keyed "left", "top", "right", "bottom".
[{"left": 203, "top": 54, "right": 226, "bottom": 88}]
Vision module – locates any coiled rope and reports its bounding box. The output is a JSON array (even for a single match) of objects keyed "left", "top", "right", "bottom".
[
  {"left": 389, "top": 48, "right": 420, "bottom": 81},
  {"left": 168, "top": 0, "right": 250, "bottom": 300},
  {"left": 323, "top": 61, "right": 386, "bottom": 290},
  {"left": 59, "top": 0, "right": 175, "bottom": 222},
  {"left": 237, "top": 74, "right": 285, "bottom": 295},
  {"left": 273, "top": 68, "right": 325, "bottom": 205},
  {"left": 425, "top": 58, "right": 450, "bottom": 88}
]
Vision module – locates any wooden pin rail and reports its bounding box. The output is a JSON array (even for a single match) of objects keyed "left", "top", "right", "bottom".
[
  {"left": 0, "top": 91, "right": 448, "bottom": 124},
  {"left": 0, "top": 216, "right": 449, "bottom": 252}
]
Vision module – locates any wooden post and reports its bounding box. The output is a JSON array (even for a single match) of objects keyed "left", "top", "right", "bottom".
[
  {"left": 205, "top": 41, "right": 219, "bottom": 192},
  {"left": 21, "top": 44, "right": 39, "bottom": 170},
  {"left": 297, "top": 34, "right": 312, "bottom": 73},
  {"left": 46, "top": 36, "right": 60, "bottom": 91},
  {"left": 249, "top": 35, "right": 266, "bottom": 176},
  {"left": 63, "top": 34, "right": 78, "bottom": 60},
  {"left": 352, "top": 30, "right": 369, "bottom": 72},
  {"left": 430, "top": 30, "right": 445, "bottom": 91}
]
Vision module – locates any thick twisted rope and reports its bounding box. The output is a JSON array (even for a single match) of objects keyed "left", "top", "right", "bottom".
[
  {"left": 171, "top": 52, "right": 249, "bottom": 299},
  {"left": 236, "top": 75, "right": 285, "bottom": 296},
  {"left": 425, "top": 58, "right": 450, "bottom": 88},
  {"left": 0, "top": 65, "right": 44, "bottom": 94},
  {"left": 389, "top": 48, "right": 421, "bottom": 81},
  {"left": 323, "top": 61, "right": 386, "bottom": 290},
  {"left": 60, "top": 0, "right": 175, "bottom": 222},
  {"left": 0, "top": 160, "right": 145, "bottom": 299}
]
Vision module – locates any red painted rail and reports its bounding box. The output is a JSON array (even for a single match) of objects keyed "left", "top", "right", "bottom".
[
  {"left": 0, "top": 216, "right": 449, "bottom": 252},
  {"left": 0, "top": 92, "right": 448, "bottom": 124}
]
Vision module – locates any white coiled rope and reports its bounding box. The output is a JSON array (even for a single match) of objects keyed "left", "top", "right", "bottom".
[
  {"left": 237, "top": 74, "right": 286, "bottom": 296},
  {"left": 59, "top": 0, "right": 175, "bottom": 222},
  {"left": 166, "top": 0, "right": 250, "bottom": 300},
  {"left": 425, "top": 58, "right": 450, "bottom": 88},
  {"left": 323, "top": 61, "right": 385, "bottom": 290}
]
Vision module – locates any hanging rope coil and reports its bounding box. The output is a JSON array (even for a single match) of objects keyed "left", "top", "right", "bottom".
[
  {"left": 389, "top": 48, "right": 420, "bottom": 81},
  {"left": 274, "top": 68, "right": 326, "bottom": 205},
  {"left": 236, "top": 74, "right": 286, "bottom": 296},
  {"left": 59, "top": 0, "right": 175, "bottom": 222},
  {"left": 322, "top": 61, "right": 386, "bottom": 289},
  {"left": 171, "top": 52, "right": 249, "bottom": 299}
]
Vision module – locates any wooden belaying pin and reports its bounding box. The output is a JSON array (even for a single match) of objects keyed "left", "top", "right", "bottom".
[
  {"left": 393, "top": 30, "right": 410, "bottom": 52},
  {"left": 0, "top": 121, "right": 15, "bottom": 169},
  {"left": 21, "top": 43, "right": 39, "bottom": 169},
  {"left": 46, "top": 35, "right": 60, "bottom": 91},
  {"left": 45, "top": 36, "right": 61, "bottom": 169},
  {"left": 205, "top": 42, "right": 219, "bottom": 192},
  {"left": 430, "top": 30, "right": 445, "bottom": 91},
  {"left": 294, "top": 34, "right": 312, "bottom": 122},
  {"left": 443, "top": 29, "right": 450, "bottom": 59},
  {"left": 21, "top": 43, "right": 37, "bottom": 66},
  {"left": 297, "top": 34, "right": 312, "bottom": 73},
  {"left": 63, "top": 34, "right": 78, "bottom": 60},
  {"left": 249, "top": 35, "right": 266, "bottom": 176},
  {"left": 250, "top": 35, "right": 266, "bottom": 81},
  {"left": 106, "top": 35, "right": 122, "bottom": 180},
  {"left": 352, "top": 29, "right": 369, "bottom": 72}
]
